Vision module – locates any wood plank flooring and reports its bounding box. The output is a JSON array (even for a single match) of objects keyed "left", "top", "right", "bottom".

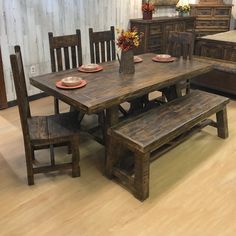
[{"left": 0, "top": 96, "right": 236, "bottom": 236}]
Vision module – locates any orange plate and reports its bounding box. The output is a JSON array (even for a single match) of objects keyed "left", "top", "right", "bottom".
[
  {"left": 56, "top": 79, "right": 87, "bottom": 89},
  {"left": 152, "top": 57, "right": 176, "bottom": 63},
  {"left": 78, "top": 65, "right": 103, "bottom": 73}
]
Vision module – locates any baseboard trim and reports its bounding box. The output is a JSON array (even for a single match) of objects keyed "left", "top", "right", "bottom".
[{"left": 7, "top": 92, "right": 49, "bottom": 108}]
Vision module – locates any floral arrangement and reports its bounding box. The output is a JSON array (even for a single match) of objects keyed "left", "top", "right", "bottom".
[
  {"left": 116, "top": 28, "right": 143, "bottom": 51},
  {"left": 176, "top": 4, "right": 190, "bottom": 13},
  {"left": 142, "top": 0, "right": 155, "bottom": 13}
]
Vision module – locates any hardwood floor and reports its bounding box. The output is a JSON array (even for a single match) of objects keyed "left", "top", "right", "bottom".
[{"left": 0, "top": 96, "right": 236, "bottom": 236}]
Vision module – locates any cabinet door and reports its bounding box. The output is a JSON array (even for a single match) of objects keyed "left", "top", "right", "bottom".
[
  {"left": 148, "top": 24, "right": 163, "bottom": 53},
  {"left": 199, "top": 42, "right": 224, "bottom": 59}
]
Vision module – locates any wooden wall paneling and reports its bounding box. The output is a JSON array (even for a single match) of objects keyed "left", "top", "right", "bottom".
[{"left": 0, "top": 0, "right": 185, "bottom": 103}]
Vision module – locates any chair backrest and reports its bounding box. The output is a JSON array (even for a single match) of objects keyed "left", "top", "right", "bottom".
[
  {"left": 167, "top": 31, "right": 195, "bottom": 60},
  {"left": 10, "top": 46, "right": 31, "bottom": 138},
  {"left": 48, "top": 30, "right": 83, "bottom": 72},
  {"left": 89, "top": 26, "right": 116, "bottom": 63}
]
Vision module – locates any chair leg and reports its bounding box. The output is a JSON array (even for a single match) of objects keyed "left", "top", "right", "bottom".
[
  {"left": 25, "top": 143, "right": 34, "bottom": 185},
  {"left": 71, "top": 136, "right": 80, "bottom": 177},
  {"left": 54, "top": 98, "right": 59, "bottom": 114}
]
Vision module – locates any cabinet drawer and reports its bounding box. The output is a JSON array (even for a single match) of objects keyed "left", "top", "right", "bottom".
[
  {"left": 150, "top": 25, "right": 162, "bottom": 35},
  {"left": 196, "top": 8, "right": 213, "bottom": 17},
  {"left": 196, "top": 20, "right": 229, "bottom": 28},
  {"left": 214, "top": 8, "right": 231, "bottom": 17}
]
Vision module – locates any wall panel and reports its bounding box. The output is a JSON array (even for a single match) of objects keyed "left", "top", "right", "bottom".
[{"left": 0, "top": 0, "right": 204, "bottom": 102}]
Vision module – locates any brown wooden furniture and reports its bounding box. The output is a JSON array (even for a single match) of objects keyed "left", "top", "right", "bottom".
[
  {"left": 106, "top": 90, "right": 229, "bottom": 201},
  {"left": 30, "top": 54, "right": 212, "bottom": 118},
  {"left": 0, "top": 46, "right": 8, "bottom": 109},
  {"left": 190, "top": 3, "right": 232, "bottom": 37},
  {"left": 130, "top": 16, "right": 195, "bottom": 55},
  {"left": 11, "top": 46, "right": 80, "bottom": 185},
  {"left": 167, "top": 31, "right": 194, "bottom": 60},
  {"left": 195, "top": 31, "right": 236, "bottom": 62},
  {"left": 89, "top": 26, "right": 116, "bottom": 63},
  {"left": 89, "top": 26, "right": 136, "bottom": 116},
  {"left": 30, "top": 53, "right": 213, "bottom": 166},
  {"left": 48, "top": 30, "right": 83, "bottom": 114},
  {"left": 191, "top": 56, "right": 236, "bottom": 97},
  {"left": 166, "top": 31, "right": 195, "bottom": 95},
  {"left": 199, "top": 0, "right": 223, "bottom": 4},
  {"left": 152, "top": 0, "right": 178, "bottom": 6},
  {"left": 192, "top": 32, "right": 236, "bottom": 97}
]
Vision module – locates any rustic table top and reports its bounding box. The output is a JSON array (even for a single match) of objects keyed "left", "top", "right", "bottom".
[{"left": 30, "top": 53, "right": 213, "bottom": 114}]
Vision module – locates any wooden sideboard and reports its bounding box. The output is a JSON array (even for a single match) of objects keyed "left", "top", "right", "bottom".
[
  {"left": 191, "top": 31, "right": 236, "bottom": 97},
  {"left": 195, "top": 31, "right": 236, "bottom": 62},
  {"left": 130, "top": 16, "right": 195, "bottom": 54},
  {"left": 190, "top": 3, "right": 232, "bottom": 37}
]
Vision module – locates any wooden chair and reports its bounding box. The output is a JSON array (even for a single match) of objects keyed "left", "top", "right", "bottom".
[
  {"left": 10, "top": 45, "right": 80, "bottom": 185},
  {"left": 167, "top": 31, "right": 194, "bottom": 60},
  {"left": 166, "top": 31, "right": 195, "bottom": 95},
  {"left": 89, "top": 26, "right": 138, "bottom": 116},
  {"left": 89, "top": 26, "right": 116, "bottom": 64},
  {"left": 48, "top": 30, "right": 83, "bottom": 114}
]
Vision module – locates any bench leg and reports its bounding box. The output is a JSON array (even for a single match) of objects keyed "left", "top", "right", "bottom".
[
  {"left": 106, "top": 138, "right": 127, "bottom": 178},
  {"left": 71, "top": 136, "right": 80, "bottom": 177},
  {"left": 134, "top": 152, "right": 150, "bottom": 201},
  {"left": 216, "top": 107, "right": 228, "bottom": 139},
  {"left": 105, "top": 137, "right": 116, "bottom": 178}
]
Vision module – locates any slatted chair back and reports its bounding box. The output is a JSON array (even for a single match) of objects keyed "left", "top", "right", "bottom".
[
  {"left": 10, "top": 46, "right": 31, "bottom": 139},
  {"left": 48, "top": 30, "right": 83, "bottom": 114},
  {"left": 48, "top": 30, "right": 83, "bottom": 72},
  {"left": 89, "top": 26, "right": 116, "bottom": 63},
  {"left": 166, "top": 32, "right": 195, "bottom": 95},
  {"left": 167, "top": 31, "right": 194, "bottom": 60}
]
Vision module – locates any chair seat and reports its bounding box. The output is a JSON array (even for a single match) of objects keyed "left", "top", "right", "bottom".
[{"left": 28, "top": 111, "right": 80, "bottom": 145}]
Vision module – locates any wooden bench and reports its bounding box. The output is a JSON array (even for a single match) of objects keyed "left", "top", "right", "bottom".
[{"left": 105, "top": 90, "right": 230, "bottom": 201}]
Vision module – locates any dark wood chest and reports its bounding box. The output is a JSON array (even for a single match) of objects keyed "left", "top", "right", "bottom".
[
  {"left": 130, "top": 16, "right": 195, "bottom": 55},
  {"left": 190, "top": 4, "right": 232, "bottom": 37}
]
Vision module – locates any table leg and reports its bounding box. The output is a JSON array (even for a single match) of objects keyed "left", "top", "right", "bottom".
[
  {"left": 161, "top": 84, "right": 182, "bottom": 101},
  {"left": 105, "top": 106, "right": 119, "bottom": 168}
]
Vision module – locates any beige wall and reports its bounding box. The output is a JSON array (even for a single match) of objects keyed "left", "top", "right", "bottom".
[{"left": 1, "top": 0, "right": 143, "bottom": 101}]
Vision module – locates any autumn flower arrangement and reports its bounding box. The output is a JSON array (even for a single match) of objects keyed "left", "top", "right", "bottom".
[
  {"left": 176, "top": 4, "right": 190, "bottom": 13},
  {"left": 116, "top": 28, "right": 143, "bottom": 51},
  {"left": 142, "top": 0, "right": 155, "bottom": 13}
]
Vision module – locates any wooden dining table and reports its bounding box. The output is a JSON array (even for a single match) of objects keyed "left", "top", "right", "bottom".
[{"left": 30, "top": 53, "right": 213, "bottom": 151}]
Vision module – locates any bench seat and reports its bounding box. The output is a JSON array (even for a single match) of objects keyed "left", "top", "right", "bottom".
[{"left": 106, "top": 90, "right": 230, "bottom": 201}]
